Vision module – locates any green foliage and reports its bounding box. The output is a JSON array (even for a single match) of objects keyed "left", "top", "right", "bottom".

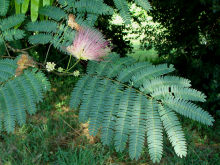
[
  {"left": 2, "top": 29, "right": 25, "bottom": 41},
  {"left": 131, "top": 64, "right": 175, "bottom": 87},
  {"left": 28, "top": 33, "right": 53, "bottom": 44},
  {"left": 134, "top": 0, "right": 152, "bottom": 11},
  {"left": 0, "top": 14, "right": 25, "bottom": 46},
  {"left": 158, "top": 105, "right": 187, "bottom": 158},
  {"left": 26, "top": 1, "right": 110, "bottom": 50},
  {"left": 0, "top": 14, "right": 25, "bottom": 31},
  {"left": 26, "top": 3, "right": 76, "bottom": 52},
  {"left": 74, "top": 0, "right": 114, "bottom": 15},
  {"left": 26, "top": 20, "right": 58, "bottom": 33},
  {"left": 113, "top": 0, "right": 131, "bottom": 24},
  {"left": 69, "top": 53, "right": 214, "bottom": 163},
  {"left": 0, "top": 76, "right": 218, "bottom": 164},
  {"left": 15, "top": 0, "right": 24, "bottom": 3},
  {"left": 15, "top": 0, "right": 22, "bottom": 15},
  {"left": 0, "top": 3, "right": 25, "bottom": 55},
  {"left": 138, "top": 0, "right": 220, "bottom": 116},
  {"left": 39, "top": 6, "right": 67, "bottom": 21},
  {"left": 31, "top": 0, "right": 40, "bottom": 22},
  {"left": 57, "top": 0, "right": 75, "bottom": 10},
  {"left": 164, "top": 98, "right": 214, "bottom": 126},
  {"left": 146, "top": 99, "right": 163, "bottom": 162},
  {"left": 26, "top": 0, "right": 151, "bottom": 54},
  {"left": 21, "top": 0, "right": 30, "bottom": 14},
  {"left": 0, "top": 58, "right": 51, "bottom": 133},
  {"left": 128, "top": 92, "right": 147, "bottom": 160},
  {"left": 27, "top": 20, "right": 75, "bottom": 51},
  {"left": 140, "top": 76, "right": 191, "bottom": 93},
  {"left": 0, "top": 1, "right": 217, "bottom": 164},
  {"left": 0, "top": 0, "right": 10, "bottom": 16},
  {"left": 16, "top": 0, "right": 54, "bottom": 21},
  {"left": 0, "top": 59, "right": 17, "bottom": 82}
]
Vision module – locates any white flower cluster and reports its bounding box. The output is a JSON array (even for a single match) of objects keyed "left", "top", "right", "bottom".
[
  {"left": 73, "top": 70, "right": 80, "bottom": 77},
  {"left": 46, "top": 62, "right": 56, "bottom": 72},
  {"left": 46, "top": 62, "right": 80, "bottom": 77},
  {"left": 58, "top": 67, "right": 64, "bottom": 73}
]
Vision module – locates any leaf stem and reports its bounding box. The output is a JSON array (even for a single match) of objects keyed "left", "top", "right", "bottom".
[
  {"left": 66, "top": 55, "right": 72, "bottom": 70},
  {"left": 66, "top": 58, "right": 81, "bottom": 72},
  {"left": 44, "top": 43, "right": 52, "bottom": 65}
]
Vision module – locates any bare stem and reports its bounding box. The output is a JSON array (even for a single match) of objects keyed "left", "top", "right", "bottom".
[
  {"left": 22, "top": 44, "right": 38, "bottom": 51},
  {"left": 44, "top": 43, "right": 52, "bottom": 65},
  {"left": 66, "top": 58, "right": 81, "bottom": 72},
  {"left": 66, "top": 55, "right": 72, "bottom": 70},
  {"left": 4, "top": 42, "right": 11, "bottom": 56},
  {"left": 5, "top": 43, "right": 28, "bottom": 54}
]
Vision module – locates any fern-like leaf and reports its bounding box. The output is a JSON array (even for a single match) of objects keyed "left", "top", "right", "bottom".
[
  {"left": 5, "top": 80, "right": 26, "bottom": 126},
  {"left": 0, "top": 58, "right": 51, "bottom": 133},
  {"left": 163, "top": 97, "right": 214, "bottom": 125},
  {"left": 88, "top": 79, "right": 114, "bottom": 136},
  {"left": 75, "top": 0, "right": 114, "bottom": 15},
  {"left": 129, "top": 93, "right": 147, "bottom": 160},
  {"left": 170, "top": 86, "right": 206, "bottom": 102},
  {"left": 113, "top": 0, "right": 131, "bottom": 24},
  {"left": 69, "top": 54, "right": 214, "bottom": 163},
  {"left": 146, "top": 99, "right": 163, "bottom": 163},
  {"left": 34, "top": 70, "right": 51, "bottom": 92},
  {"left": 69, "top": 75, "right": 90, "bottom": 109},
  {"left": 28, "top": 33, "right": 53, "bottom": 44},
  {"left": 114, "top": 88, "right": 137, "bottom": 152},
  {"left": 2, "top": 29, "right": 25, "bottom": 41},
  {"left": 86, "top": 14, "right": 98, "bottom": 26},
  {"left": 158, "top": 104, "right": 187, "bottom": 158},
  {"left": 16, "top": 75, "right": 37, "bottom": 115},
  {"left": 95, "top": 54, "right": 134, "bottom": 77},
  {"left": 79, "top": 76, "right": 101, "bottom": 123},
  {"left": 0, "top": 0, "right": 10, "bottom": 16},
  {"left": 39, "top": 6, "right": 66, "bottom": 21},
  {"left": 140, "top": 76, "right": 191, "bottom": 94},
  {"left": 0, "top": 89, "right": 16, "bottom": 132},
  {"left": 26, "top": 21, "right": 58, "bottom": 33},
  {"left": 117, "top": 62, "right": 152, "bottom": 83},
  {"left": 134, "top": 0, "right": 152, "bottom": 11},
  {"left": 22, "top": 70, "right": 44, "bottom": 103},
  {"left": 151, "top": 86, "right": 206, "bottom": 102},
  {"left": 58, "top": 0, "right": 75, "bottom": 8},
  {"left": 101, "top": 83, "right": 123, "bottom": 145},
  {"left": 0, "top": 59, "right": 17, "bottom": 83},
  {"left": 0, "top": 14, "right": 25, "bottom": 31},
  {"left": 132, "top": 64, "right": 175, "bottom": 87}
]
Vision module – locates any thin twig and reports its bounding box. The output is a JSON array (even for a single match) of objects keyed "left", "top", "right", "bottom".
[
  {"left": 59, "top": 116, "right": 81, "bottom": 136},
  {"left": 66, "top": 58, "right": 81, "bottom": 72},
  {"left": 3, "top": 42, "right": 11, "bottom": 57},
  {"left": 2, "top": 56, "right": 15, "bottom": 59},
  {"left": 44, "top": 43, "right": 52, "bottom": 65},
  {"left": 66, "top": 55, "right": 72, "bottom": 70},
  {"left": 24, "top": 144, "right": 33, "bottom": 156},
  {"left": 21, "top": 44, "right": 38, "bottom": 51},
  {"left": 5, "top": 43, "right": 28, "bottom": 54}
]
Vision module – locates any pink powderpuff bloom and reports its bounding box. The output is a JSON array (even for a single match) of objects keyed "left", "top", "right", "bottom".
[{"left": 66, "top": 27, "right": 111, "bottom": 61}]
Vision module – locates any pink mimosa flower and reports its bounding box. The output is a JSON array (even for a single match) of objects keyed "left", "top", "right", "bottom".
[{"left": 66, "top": 27, "right": 111, "bottom": 61}]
